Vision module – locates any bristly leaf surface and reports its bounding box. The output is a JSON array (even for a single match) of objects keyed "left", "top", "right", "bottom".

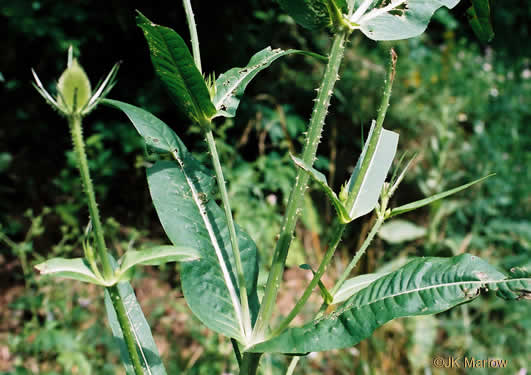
[
  {"left": 136, "top": 12, "right": 216, "bottom": 123},
  {"left": 213, "top": 47, "right": 325, "bottom": 119},
  {"left": 249, "top": 254, "right": 530, "bottom": 353}
]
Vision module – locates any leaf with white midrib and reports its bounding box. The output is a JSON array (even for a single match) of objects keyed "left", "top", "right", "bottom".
[
  {"left": 108, "top": 99, "right": 259, "bottom": 343},
  {"left": 213, "top": 47, "right": 324, "bottom": 118},
  {"left": 351, "top": 0, "right": 462, "bottom": 41},
  {"left": 137, "top": 12, "right": 216, "bottom": 123},
  {"left": 173, "top": 151, "right": 245, "bottom": 336},
  {"left": 249, "top": 254, "right": 531, "bottom": 353},
  {"left": 105, "top": 278, "right": 168, "bottom": 374}
]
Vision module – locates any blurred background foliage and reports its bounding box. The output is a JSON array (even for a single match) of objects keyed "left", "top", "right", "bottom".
[{"left": 1, "top": 0, "right": 530, "bottom": 374}]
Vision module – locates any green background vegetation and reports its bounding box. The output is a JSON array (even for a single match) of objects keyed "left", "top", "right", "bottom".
[{"left": 1, "top": 0, "right": 529, "bottom": 373}]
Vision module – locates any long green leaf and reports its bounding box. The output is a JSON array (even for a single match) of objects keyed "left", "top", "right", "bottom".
[
  {"left": 148, "top": 161, "right": 259, "bottom": 343},
  {"left": 249, "top": 254, "right": 530, "bottom": 353},
  {"left": 388, "top": 174, "right": 494, "bottom": 218},
  {"left": 35, "top": 257, "right": 104, "bottom": 285},
  {"left": 118, "top": 245, "right": 201, "bottom": 279},
  {"left": 137, "top": 12, "right": 215, "bottom": 123},
  {"left": 109, "top": 100, "right": 259, "bottom": 343},
  {"left": 351, "top": 0, "right": 462, "bottom": 41},
  {"left": 347, "top": 122, "right": 399, "bottom": 219},
  {"left": 291, "top": 155, "right": 351, "bottom": 223},
  {"left": 104, "top": 281, "right": 169, "bottom": 374},
  {"left": 213, "top": 47, "right": 324, "bottom": 119},
  {"left": 466, "top": 0, "right": 494, "bottom": 42}
]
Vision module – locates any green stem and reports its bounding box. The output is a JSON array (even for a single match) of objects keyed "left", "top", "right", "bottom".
[
  {"left": 182, "top": 0, "right": 202, "bottom": 73},
  {"left": 269, "top": 49, "right": 397, "bottom": 375},
  {"left": 286, "top": 357, "right": 300, "bottom": 375},
  {"left": 68, "top": 115, "right": 113, "bottom": 280},
  {"left": 239, "top": 353, "right": 261, "bottom": 375},
  {"left": 108, "top": 285, "right": 145, "bottom": 375},
  {"left": 231, "top": 338, "right": 242, "bottom": 366},
  {"left": 205, "top": 129, "right": 252, "bottom": 338},
  {"left": 271, "top": 222, "right": 346, "bottom": 337},
  {"left": 252, "top": 31, "right": 349, "bottom": 340},
  {"left": 69, "top": 115, "right": 144, "bottom": 375},
  {"left": 330, "top": 215, "right": 384, "bottom": 296},
  {"left": 310, "top": 215, "right": 384, "bottom": 324},
  {"left": 182, "top": 0, "right": 251, "bottom": 338},
  {"left": 344, "top": 49, "right": 397, "bottom": 214}
]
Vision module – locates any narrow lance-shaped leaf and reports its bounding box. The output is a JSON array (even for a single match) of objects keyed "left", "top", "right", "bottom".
[
  {"left": 104, "top": 279, "right": 169, "bottom": 374},
  {"left": 351, "top": 0, "right": 462, "bottom": 41},
  {"left": 213, "top": 47, "right": 326, "bottom": 119},
  {"left": 109, "top": 100, "right": 259, "bottom": 343},
  {"left": 291, "top": 155, "right": 351, "bottom": 223},
  {"left": 466, "top": 0, "right": 494, "bottom": 43},
  {"left": 136, "top": 12, "right": 216, "bottom": 123},
  {"left": 35, "top": 257, "right": 104, "bottom": 285},
  {"left": 117, "top": 245, "right": 201, "bottom": 281},
  {"left": 249, "top": 254, "right": 531, "bottom": 353},
  {"left": 347, "top": 121, "right": 399, "bottom": 220},
  {"left": 388, "top": 174, "right": 494, "bottom": 218}
]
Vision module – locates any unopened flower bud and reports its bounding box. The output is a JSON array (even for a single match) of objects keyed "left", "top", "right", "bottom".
[{"left": 57, "top": 59, "right": 92, "bottom": 114}]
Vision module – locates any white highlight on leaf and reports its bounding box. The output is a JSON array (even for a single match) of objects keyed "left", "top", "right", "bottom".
[
  {"left": 333, "top": 273, "right": 388, "bottom": 304},
  {"left": 348, "top": 121, "right": 399, "bottom": 220},
  {"left": 123, "top": 293, "right": 154, "bottom": 375},
  {"left": 172, "top": 151, "right": 246, "bottom": 341},
  {"left": 358, "top": 0, "right": 408, "bottom": 23},
  {"left": 351, "top": 0, "right": 375, "bottom": 23}
]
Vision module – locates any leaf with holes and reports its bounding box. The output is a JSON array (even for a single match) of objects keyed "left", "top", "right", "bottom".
[
  {"left": 248, "top": 254, "right": 531, "bottom": 353},
  {"left": 109, "top": 100, "right": 259, "bottom": 342},
  {"left": 350, "top": 0, "right": 462, "bottom": 41},
  {"left": 148, "top": 160, "right": 259, "bottom": 343},
  {"left": 137, "top": 12, "right": 215, "bottom": 124},
  {"left": 213, "top": 47, "right": 325, "bottom": 118}
]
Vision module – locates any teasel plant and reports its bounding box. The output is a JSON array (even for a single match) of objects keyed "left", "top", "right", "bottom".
[{"left": 30, "top": 1, "right": 530, "bottom": 374}]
